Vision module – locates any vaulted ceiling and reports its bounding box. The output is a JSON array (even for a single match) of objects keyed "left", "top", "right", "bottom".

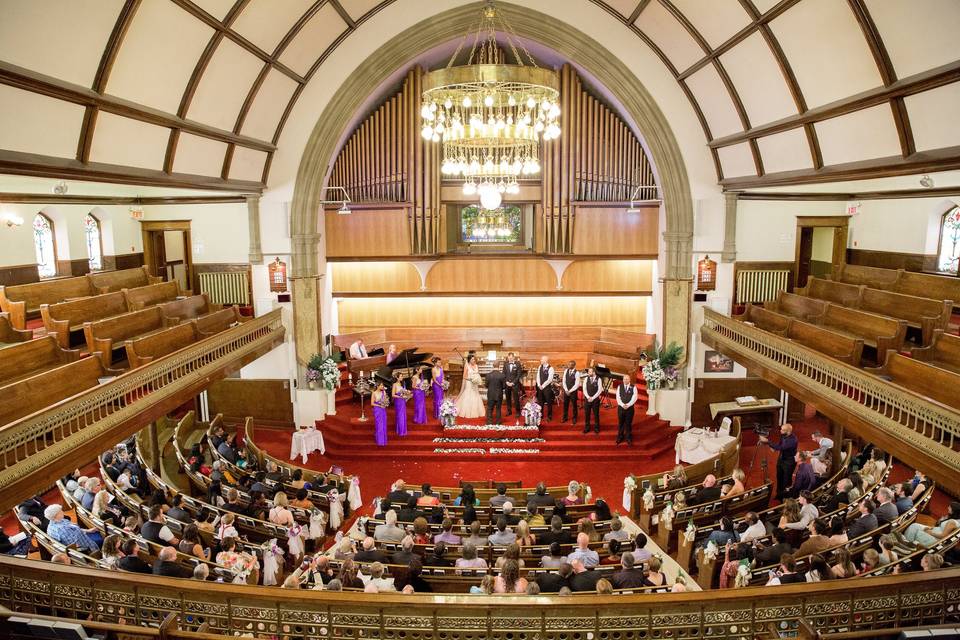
[{"left": 0, "top": 0, "right": 957, "bottom": 193}]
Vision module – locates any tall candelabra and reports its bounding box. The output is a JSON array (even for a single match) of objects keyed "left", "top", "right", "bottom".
[{"left": 353, "top": 375, "right": 374, "bottom": 422}]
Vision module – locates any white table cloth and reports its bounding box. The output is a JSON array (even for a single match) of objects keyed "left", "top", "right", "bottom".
[
  {"left": 290, "top": 427, "right": 325, "bottom": 463},
  {"left": 675, "top": 427, "right": 736, "bottom": 465}
]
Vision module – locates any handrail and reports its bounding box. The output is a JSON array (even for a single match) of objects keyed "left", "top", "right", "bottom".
[
  {"left": 702, "top": 308, "right": 960, "bottom": 472},
  {"left": 0, "top": 309, "right": 284, "bottom": 493}
]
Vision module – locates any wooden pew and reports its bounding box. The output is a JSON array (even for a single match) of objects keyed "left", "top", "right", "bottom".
[
  {"left": 0, "top": 312, "right": 32, "bottom": 347},
  {"left": 124, "top": 322, "right": 198, "bottom": 368},
  {"left": 797, "top": 277, "right": 863, "bottom": 307},
  {"left": 123, "top": 280, "right": 180, "bottom": 310},
  {"left": 0, "top": 356, "right": 104, "bottom": 427},
  {"left": 911, "top": 330, "right": 960, "bottom": 375},
  {"left": 83, "top": 307, "right": 171, "bottom": 369},
  {"left": 158, "top": 293, "right": 222, "bottom": 321},
  {"left": 784, "top": 316, "right": 865, "bottom": 366},
  {"left": 87, "top": 266, "right": 161, "bottom": 294},
  {"left": 194, "top": 306, "right": 245, "bottom": 336},
  {"left": 733, "top": 303, "right": 792, "bottom": 334},
  {"left": 868, "top": 351, "right": 960, "bottom": 411},
  {"left": 857, "top": 287, "right": 952, "bottom": 346},
  {"left": 836, "top": 263, "right": 960, "bottom": 311},
  {"left": 39, "top": 291, "right": 129, "bottom": 348},
  {"left": 817, "top": 304, "right": 907, "bottom": 356},
  {"left": 763, "top": 291, "right": 828, "bottom": 321},
  {"left": 0, "top": 335, "right": 81, "bottom": 386},
  {"left": 0, "top": 275, "right": 93, "bottom": 329}
]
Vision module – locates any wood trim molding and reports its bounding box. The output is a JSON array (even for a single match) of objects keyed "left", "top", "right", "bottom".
[
  {"left": 325, "top": 253, "right": 659, "bottom": 263},
  {"left": 0, "top": 193, "right": 253, "bottom": 205},
  {"left": 733, "top": 186, "right": 960, "bottom": 201},
  {"left": 846, "top": 248, "right": 938, "bottom": 273},
  {"left": 333, "top": 290, "right": 655, "bottom": 298}
]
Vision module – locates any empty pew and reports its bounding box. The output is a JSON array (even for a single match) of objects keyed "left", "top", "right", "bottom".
[
  {"left": 0, "top": 356, "right": 105, "bottom": 426},
  {"left": 833, "top": 263, "right": 900, "bottom": 289},
  {"left": 83, "top": 306, "right": 172, "bottom": 369},
  {"left": 868, "top": 351, "right": 960, "bottom": 412},
  {"left": 785, "top": 316, "right": 865, "bottom": 366},
  {"left": 39, "top": 291, "right": 129, "bottom": 349},
  {"left": 194, "top": 306, "right": 246, "bottom": 336},
  {"left": 836, "top": 263, "right": 960, "bottom": 311},
  {"left": 87, "top": 266, "right": 161, "bottom": 294},
  {"left": 0, "top": 335, "right": 81, "bottom": 386},
  {"left": 733, "top": 304, "right": 792, "bottom": 334},
  {"left": 764, "top": 291, "right": 828, "bottom": 321},
  {"left": 159, "top": 293, "right": 222, "bottom": 321},
  {"left": 857, "top": 287, "right": 952, "bottom": 346},
  {"left": 123, "top": 280, "right": 180, "bottom": 310},
  {"left": 0, "top": 312, "right": 31, "bottom": 347},
  {"left": 817, "top": 304, "right": 907, "bottom": 357},
  {"left": 911, "top": 330, "right": 960, "bottom": 375},
  {"left": 0, "top": 275, "right": 93, "bottom": 329},
  {"left": 798, "top": 277, "right": 863, "bottom": 307},
  {"left": 124, "top": 322, "right": 198, "bottom": 368}
]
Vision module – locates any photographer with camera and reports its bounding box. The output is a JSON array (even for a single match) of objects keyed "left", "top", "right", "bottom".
[{"left": 758, "top": 423, "right": 797, "bottom": 501}]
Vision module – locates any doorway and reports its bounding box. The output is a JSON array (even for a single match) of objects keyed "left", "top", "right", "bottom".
[
  {"left": 794, "top": 216, "right": 849, "bottom": 289},
  {"left": 141, "top": 220, "right": 193, "bottom": 294}
]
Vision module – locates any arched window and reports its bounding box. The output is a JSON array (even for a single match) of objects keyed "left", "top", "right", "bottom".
[
  {"left": 938, "top": 206, "right": 960, "bottom": 275},
  {"left": 84, "top": 213, "right": 103, "bottom": 271},
  {"left": 33, "top": 213, "right": 57, "bottom": 278}
]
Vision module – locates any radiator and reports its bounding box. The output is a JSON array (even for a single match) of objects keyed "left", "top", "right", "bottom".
[
  {"left": 199, "top": 271, "right": 249, "bottom": 305},
  {"left": 736, "top": 269, "right": 790, "bottom": 304}
]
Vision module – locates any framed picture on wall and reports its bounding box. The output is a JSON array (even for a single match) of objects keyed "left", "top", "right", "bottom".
[{"left": 704, "top": 350, "right": 735, "bottom": 373}]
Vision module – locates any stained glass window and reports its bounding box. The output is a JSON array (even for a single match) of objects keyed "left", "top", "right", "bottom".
[
  {"left": 84, "top": 214, "right": 102, "bottom": 271},
  {"left": 938, "top": 207, "right": 960, "bottom": 275},
  {"left": 460, "top": 204, "right": 522, "bottom": 244},
  {"left": 33, "top": 214, "right": 56, "bottom": 278}
]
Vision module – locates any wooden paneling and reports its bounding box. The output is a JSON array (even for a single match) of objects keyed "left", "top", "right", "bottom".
[
  {"left": 562, "top": 259, "right": 654, "bottom": 292},
  {"left": 331, "top": 262, "right": 421, "bottom": 293},
  {"left": 0, "top": 263, "right": 40, "bottom": 287},
  {"left": 324, "top": 208, "right": 411, "bottom": 257},
  {"left": 57, "top": 258, "right": 91, "bottom": 278},
  {"left": 207, "top": 378, "right": 294, "bottom": 428},
  {"left": 337, "top": 296, "right": 648, "bottom": 332},
  {"left": 691, "top": 377, "right": 783, "bottom": 425},
  {"left": 110, "top": 252, "right": 145, "bottom": 270},
  {"left": 425, "top": 259, "right": 556, "bottom": 293},
  {"left": 571, "top": 205, "right": 658, "bottom": 255},
  {"left": 846, "top": 248, "right": 938, "bottom": 273}
]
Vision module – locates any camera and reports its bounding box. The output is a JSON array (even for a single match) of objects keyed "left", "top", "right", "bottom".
[{"left": 755, "top": 426, "right": 771, "bottom": 438}]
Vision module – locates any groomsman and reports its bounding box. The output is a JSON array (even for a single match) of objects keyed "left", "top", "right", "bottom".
[
  {"left": 535, "top": 356, "right": 555, "bottom": 421},
  {"left": 561, "top": 360, "right": 581, "bottom": 425},
  {"left": 502, "top": 352, "right": 523, "bottom": 415},
  {"left": 616, "top": 374, "right": 638, "bottom": 445},
  {"left": 582, "top": 367, "right": 602, "bottom": 434}
]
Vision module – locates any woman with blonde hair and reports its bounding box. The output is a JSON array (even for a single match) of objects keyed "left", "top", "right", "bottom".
[
  {"left": 495, "top": 543, "right": 526, "bottom": 569},
  {"left": 664, "top": 465, "right": 687, "bottom": 490},
  {"left": 778, "top": 499, "right": 801, "bottom": 528},
  {"left": 578, "top": 518, "right": 600, "bottom": 543},
  {"left": 562, "top": 481, "right": 583, "bottom": 506},
  {"left": 831, "top": 548, "right": 856, "bottom": 578},
  {"left": 596, "top": 578, "right": 614, "bottom": 595},
  {"left": 494, "top": 559, "right": 528, "bottom": 593},
  {"left": 269, "top": 492, "right": 295, "bottom": 527},
  {"left": 722, "top": 468, "right": 746, "bottom": 497},
  {"left": 515, "top": 520, "right": 536, "bottom": 547},
  {"left": 643, "top": 556, "right": 666, "bottom": 586},
  {"left": 470, "top": 574, "right": 496, "bottom": 595},
  {"left": 100, "top": 534, "right": 123, "bottom": 569},
  {"left": 91, "top": 489, "right": 120, "bottom": 525}
]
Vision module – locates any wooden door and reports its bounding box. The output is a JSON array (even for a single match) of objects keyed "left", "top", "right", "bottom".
[{"left": 796, "top": 227, "right": 814, "bottom": 289}]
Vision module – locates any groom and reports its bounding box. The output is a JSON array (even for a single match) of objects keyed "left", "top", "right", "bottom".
[{"left": 485, "top": 369, "right": 506, "bottom": 425}]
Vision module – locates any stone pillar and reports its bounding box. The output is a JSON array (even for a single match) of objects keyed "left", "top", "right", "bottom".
[
  {"left": 722, "top": 192, "right": 738, "bottom": 263},
  {"left": 246, "top": 195, "right": 263, "bottom": 264},
  {"left": 290, "top": 232, "right": 323, "bottom": 373},
  {"left": 661, "top": 229, "right": 694, "bottom": 364}
]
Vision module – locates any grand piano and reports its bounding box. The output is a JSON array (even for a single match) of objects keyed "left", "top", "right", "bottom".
[{"left": 372, "top": 347, "right": 433, "bottom": 386}]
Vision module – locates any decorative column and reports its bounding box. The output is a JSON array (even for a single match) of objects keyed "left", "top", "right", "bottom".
[
  {"left": 246, "top": 195, "right": 263, "bottom": 264},
  {"left": 290, "top": 231, "right": 323, "bottom": 376},
  {"left": 661, "top": 229, "right": 693, "bottom": 362},
  {"left": 722, "top": 192, "right": 737, "bottom": 263}
]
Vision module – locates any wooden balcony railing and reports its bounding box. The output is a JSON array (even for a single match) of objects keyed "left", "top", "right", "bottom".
[
  {"left": 0, "top": 309, "right": 284, "bottom": 506},
  {"left": 1, "top": 557, "right": 958, "bottom": 637},
  {"left": 701, "top": 308, "right": 960, "bottom": 489}
]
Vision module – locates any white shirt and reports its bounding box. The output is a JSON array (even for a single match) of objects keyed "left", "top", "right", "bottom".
[
  {"left": 537, "top": 365, "right": 555, "bottom": 390},
  {"left": 157, "top": 524, "right": 175, "bottom": 542},
  {"left": 617, "top": 385, "right": 637, "bottom": 409},
  {"left": 562, "top": 368, "right": 581, "bottom": 394},
  {"left": 740, "top": 520, "right": 767, "bottom": 543},
  {"left": 583, "top": 376, "right": 602, "bottom": 402},
  {"left": 349, "top": 341, "right": 368, "bottom": 359}
]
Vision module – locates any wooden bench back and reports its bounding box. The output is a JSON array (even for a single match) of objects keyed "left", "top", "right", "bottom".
[
  {"left": 87, "top": 266, "right": 159, "bottom": 294},
  {"left": 123, "top": 280, "right": 179, "bottom": 310},
  {"left": 764, "top": 291, "right": 828, "bottom": 321},
  {"left": 876, "top": 351, "right": 960, "bottom": 411},
  {"left": 895, "top": 269, "right": 960, "bottom": 307},
  {"left": 194, "top": 307, "right": 241, "bottom": 335},
  {"left": 859, "top": 287, "right": 952, "bottom": 328},
  {"left": 819, "top": 304, "right": 906, "bottom": 354},
  {"left": 737, "top": 304, "right": 792, "bottom": 334},
  {"left": 801, "top": 277, "right": 863, "bottom": 306},
  {"left": 40, "top": 291, "right": 129, "bottom": 347},
  {"left": 911, "top": 330, "right": 960, "bottom": 372},
  {"left": 786, "top": 317, "right": 864, "bottom": 366},
  {"left": 83, "top": 307, "right": 168, "bottom": 367},
  {"left": 835, "top": 263, "right": 899, "bottom": 288},
  {"left": 0, "top": 335, "right": 78, "bottom": 386},
  {"left": 0, "top": 356, "right": 103, "bottom": 427},
  {"left": 0, "top": 312, "right": 31, "bottom": 346},
  {"left": 125, "top": 322, "right": 198, "bottom": 368},
  {"left": 159, "top": 293, "right": 220, "bottom": 320},
  {"left": 0, "top": 276, "right": 93, "bottom": 329}
]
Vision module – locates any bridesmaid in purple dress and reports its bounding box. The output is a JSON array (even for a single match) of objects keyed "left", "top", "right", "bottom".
[
  {"left": 431, "top": 357, "right": 445, "bottom": 420},
  {"left": 411, "top": 368, "right": 427, "bottom": 425},
  {"left": 372, "top": 382, "right": 388, "bottom": 446},
  {"left": 392, "top": 374, "right": 409, "bottom": 436}
]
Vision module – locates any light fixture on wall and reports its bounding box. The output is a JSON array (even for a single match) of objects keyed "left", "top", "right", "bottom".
[
  {"left": 2, "top": 212, "right": 24, "bottom": 228},
  {"left": 129, "top": 198, "right": 144, "bottom": 220},
  {"left": 52, "top": 180, "right": 68, "bottom": 195},
  {"left": 321, "top": 186, "right": 352, "bottom": 215},
  {"left": 920, "top": 174, "right": 935, "bottom": 189},
  {"left": 626, "top": 183, "right": 662, "bottom": 212}
]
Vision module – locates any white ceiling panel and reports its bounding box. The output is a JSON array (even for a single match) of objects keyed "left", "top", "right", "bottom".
[
  {"left": 240, "top": 68, "right": 300, "bottom": 141},
  {"left": 341, "top": 0, "right": 386, "bottom": 21},
  {"left": 192, "top": 0, "right": 236, "bottom": 21},
  {"left": 89, "top": 113, "right": 170, "bottom": 171},
  {"left": 669, "top": 0, "right": 751, "bottom": 49},
  {"left": 865, "top": 0, "right": 960, "bottom": 80},
  {"left": 172, "top": 133, "right": 229, "bottom": 177},
  {"left": 635, "top": 0, "right": 705, "bottom": 73},
  {"left": 0, "top": 85, "right": 84, "bottom": 158},
  {"left": 720, "top": 32, "right": 797, "bottom": 126},
  {"left": 232, "top": 0, "right": 315, "bottom": 54},
  {"left": 0, "top": 0, "right": 124, "bottom": 87},
  {"left": 717, "top": 142, "right": 756, "bottom": 178},
  {"left": 229, "top": 146, "right": 268, "bottom": 182},
  {"left": 756, "top": 127, "right": 813, "bottom": 174},
  {"left": 188, "top": 39, "right": 265, "bottom": 132},
  {"left": 106, "top": 1, "right": 213, "bottom": 113},
  {"left": 601, "top": 0, "right": 639, "bottom": 18},
  {"left": 684, "top": 65, "right": 743, "bottom": 138},
  {"left": 814, "top": 104, "right": 902, "bottom": 166},
  {"left": 750, "top": 0, "right": 781, "bottom": 13},
  {"left": 906, "top": 82, "right": 960, "bottom": 152},
  {"left": 770, "top": 0, "right": 883, "bottom": 108},
  {"left": 278, "top": 4, "right": 347, "bottom": 76}
]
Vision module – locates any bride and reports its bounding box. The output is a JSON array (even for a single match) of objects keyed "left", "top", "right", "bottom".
[{"left": 455, "top": 354, "right": 485, "bottom": 419}]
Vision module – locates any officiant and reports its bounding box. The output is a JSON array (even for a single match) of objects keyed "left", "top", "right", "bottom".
[{"left": 485, "top": 368, "right": 506, "bottom": 425}]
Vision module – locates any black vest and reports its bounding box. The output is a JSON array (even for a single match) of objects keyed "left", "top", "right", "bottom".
[
  {"left": 565, "top": 369, "right": 577, "bottom": 386},
  {"left": 141, "top": 520, "right": 164, "bottom": 544},
  {"left": 585, "top": 377, "right": 599, "bottom": 395},
  {"left": 619, "top": 385, "right": 633, "bottom": 402},
  {"left": 539, "top": 366, "right": 549, "bottom": 383}
]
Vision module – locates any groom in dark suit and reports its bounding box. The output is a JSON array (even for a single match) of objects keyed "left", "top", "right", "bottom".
[
  {"left": 502, "top": 352, "right": 523, "bottom": 415},
  {"left": 485, "top": 369, "right": 506, "bottom": 425}
]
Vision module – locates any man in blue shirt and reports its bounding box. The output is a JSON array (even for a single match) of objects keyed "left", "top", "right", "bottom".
[
  {"left": 566, "top": 532, "right": 599, "bottom": 568},
  {"left": 44, "top": 504, "right": 101, "bottom": 552},
  {"left": 788, "top": 452, "right": 817, "bottom": 497},
  {"left": 895, "top": 482, "right": 915, "bottom": 514},
  {"left": 759, "top": 423, "right": 798, "bottom": 501}
]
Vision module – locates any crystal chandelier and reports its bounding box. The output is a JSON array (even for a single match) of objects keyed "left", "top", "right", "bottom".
[
  {"left": 470, "top": 211, "right": 513, "bottom": 240},
  {"left": 420, "top": 0, "right": 561, "bottom": 209}
]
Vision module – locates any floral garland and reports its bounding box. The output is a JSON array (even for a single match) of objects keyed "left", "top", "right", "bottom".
[
  {"left": 432, "top": 437, "right": 545, "bottom": 443},
  {"left": 443, "top": 424, "right": 540, "bottom": 432},
  {"left": 683, "top": 520, "right": 697, "bottom": 543},
  {"left": 433, "top": 447, "right": 486, "bottom": 455},
  {"left": 659, "top": 501, "right": 675, "bottom": 531},
  {"left": 642, "top": 487, "right": 655, "bottom": 511},
  {"left": 490, "top": 448, "right": 541, "bottom": 455}
]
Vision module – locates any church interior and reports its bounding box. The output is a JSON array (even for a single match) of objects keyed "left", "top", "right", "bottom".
[{"left": 0, "top": 0, "right": 959, "bottom": 637}]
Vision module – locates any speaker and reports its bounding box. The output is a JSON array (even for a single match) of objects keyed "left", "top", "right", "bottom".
[{"left": 693, "top": 292, "right": 707, "bottom": 302}]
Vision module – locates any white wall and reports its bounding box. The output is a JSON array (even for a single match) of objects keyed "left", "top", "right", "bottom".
[
  {"left": 735, "top": 199, "right": 844, "bottom": 262},
  {"left": 141, "top": 202, "right": 249, "bottom": 264}
]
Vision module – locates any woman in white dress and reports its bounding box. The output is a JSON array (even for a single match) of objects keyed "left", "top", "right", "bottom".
[{"left": 455, "top": 354, "right": 485, "bottom": 418}]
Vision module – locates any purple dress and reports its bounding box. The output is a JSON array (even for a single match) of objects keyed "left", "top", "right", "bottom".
[
  {"left": 373, "top": 392, "right": 388, "bottom": 446},
  {"left": 412, "top": 384, "right": 427, "bottom": 425},
  {"left": 393, "top": 392, "right": 408, "bottom": 436},
  {"left": 432, "top": 369, "right": 445, "bottom": 419}
]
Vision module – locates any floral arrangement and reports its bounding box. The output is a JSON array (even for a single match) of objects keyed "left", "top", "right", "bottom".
[
  {"left": 418, "top": 378, "right": 431, "bottom": 392},
  {"left": 307, "top": 353, "right": 341, "bottom": 390},
  {"left": 642, "top": 340, "right": 685, "bottom": 390},
  {"left": 432, "top": 437, "right": 545, "bottom": 443},
  {"left": 394, "top": 387, "right": 413, "bottom": 401},
  {"left": 443, "top": 424, "right": 540, "bottom": 432},
  {"left": 641, "top": 359, "right": 665, "bottom": 390},
  {"left": 439, "top": 400, "right": 458, "bottom": 419},
  {"left": 684, "top": 519, "right": 697, "bottom": 543},
  {"left": 490, "top": 448, "right": 540, "bottom": 455},
  {"left": 702, "top": 540, "right": 719, "bottom": 562},
  {"left": 521, "top": 400, "right": 542, "bottom": 426}
]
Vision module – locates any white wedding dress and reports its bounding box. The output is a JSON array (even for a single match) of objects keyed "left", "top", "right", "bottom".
[{"left": 455, "top": 363, "right": 485, "bottom": 419}]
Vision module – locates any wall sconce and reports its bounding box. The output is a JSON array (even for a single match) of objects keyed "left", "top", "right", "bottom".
[
  {"left": 2, "top": 213, "right": 24, "bottom": 228},
  {"left": 321, "top": 186, "right": 352, "bottom": 215}
]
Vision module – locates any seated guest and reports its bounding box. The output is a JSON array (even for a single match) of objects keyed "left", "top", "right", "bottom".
[
  {"left": 396, "top": 558, "right": 432, "bottom": 593},
  {"left": 632, "top": 533, "right": 652, "bottom": 564},
  {"left": 290, "top": 488, "right": 313, "bottom": 510},
  {"left": 45, "top": 504, "right": 101, "bottom": 552},
  {"left": 611, "top": 552, "right": 645, "bottom": 589},
  {"left": 540, "top": 516, "right": 572, "bottom": 546},
  {"left": 766, "top": 554, "right": 804, "bottom": 584},
  {"left": 908, "top": 471, "right": 928, "bottom": 501},
  {"left": 215, "top": 513, "right": 238, "bottom": 540},
  {"left": 804, "top": 554, "right": 835, "bottom": 582},
  {"left": 788, "top": 452, "right": 817, "bottom": 497},
  {"left": 363, "top": 562, "right": 396, "bottom": 591},
  {"left": 217, "top": 434, "right": 238, "bottom": 464},
  {"left": 463, "top": 520, "right": 487, "bottom": 548},
  {"left": 722, "top": 468, "right": 746, "bottom": 497},
  {"left": 91, "top": 488, "right": 121, "bottom": 525},
  {"left": 784, "top": 492, "right": 819, "bottom": 531},
  {"left": 566, "top": 532, "right": 599, "bottom": 567},
  {"left": 411, "top": 517, "right": 431, "bottom": 544},
  {"left": 269, "top": 492, "right": 295, "bottom": 527},
  {"left": 797, "top": 519, "right": 832, "bottom": 557},
  {"left": 426, "top": 542, "right": 452, "bottom": 567},
  {"left": 488, "top": 517, "right": 516, "bottom": 546},
  {"left": 209, "top": 461, "right": 228, "bottom": 485},
  {"left": 374, "top": 510, "right": 406, "bottom": 543},
  {"left": 537, "top": 562, "right": 573, "bottom": 593},
  {"left": 847, "top": 500, "right": 879, "bottom": 539},
  {"left": 489, "top": 483, "right": 509, "bottom": 507},
  {"left": 529, "top": 482, "right": 555, "bottom": 508},
  {"left": 354, "top": 536, "right": 389, "bottom": 564},
  {"left": 454, "top": 484, "right": 479, "bottom": 507},
  {"left": 601, "top": 539, "right": 622, "bottom": 566},
  {"left": 142, "top": 505, "right": 181, "bottom": 546},
  {"left": 831, "top": 548, "right": 857, "bottom": 578},
  {"left": 596, "top": 578, "right": 614, "bottom": 595},
  {"left": 874, "top": 487, "right": 899, "bottom": 525},
  {"left": 334, "top": 537, "right": 356, "bottom": 561},
  {"left": 662, "top": 465, "right": 687, "bottom": 491},
  {"left": 878, "top": 534, "right": 899, "bottom": 565},
  {"left": 859, "top": 549, "right": 881, "bottom": 574},
  {"left": 578, "top": 518, "right": 600, "bottom": 543},
  {"left": 397, "top": 496, "right": 423, "bottom": 523},
  {"left": 387, "top": 479, "right": 412, "bottom": 506},
  {"left": 921, "top": 553, "right": 944, "bottom": 572},
  {"left": 494, "top": 559, "right": 527, "bottom": 593},
  {"left": 153, "top": 546, "right": 191, "bottom": 578},
  {"left": 117, "top": 539, "right": 152, "bottom": 574},
  {"left": 470, "top": 575, "right": 496, "bottom": 595},
  {"left": 434, "top": 518, "right": 462, "bottom": 545},
  {"left": 166, "top": 494, "right": 193, "bottom": 524},
  {"left": 290, "top": 469, "right": 307, "bottom": 490},
  {"left": 80, "top": 477, "right": 101, "bottom": 511},
  {"left": 807, "top": 431, "right": 834, "bottom": 461},
  {"left": 526, "top": 503, "right": 545, "bottom": 527},
  {"left": 247, "top": 491, "right": 269, "bottom": 521},
  {"left": 753, "top": 528, "right": 793, "bottom": 567},
  {"left": 455, "top": 543, "right": 488, "bottom": 573},
  {"left": 178, "top": 524, "right": 206, "bottom": 560},
  {"left": 901, "top": 501, "right": 960, "bottom": 548},
  {"left": 309, "top": 556, "right": 336, "bottom": 586},
  {"left": 689, "top": 475, "right": 721, "bottom": 505},
  {"left": 99, "top": 535, "right": 123, "bottom": 569},
  {"left": 264, "top": 461, "right": 285, "bottom": 483},
  {"left": 460, "top": 506, "right": 478, "bottom": 527},
  {"left": 846, "top": 472, "right": 864, "bottom": 503},
  {"left": 739, "top": 512, "right": 766, "bottom": 543},
  {"left": 642, "top": 556, "right": 667, "bottom": 587},
  {"left": 603, "top": 517, "right": 630, "bottom": 543},
  {"left": 417, "top": 483, "right": 441, "bottom": 507},
  {"left": 894, "top": 482, "right": 915, "bottom": 514},
  {"left": 501, "top": 501, "right": 522, "bottom": 526},
  {"left": 391, "top": 536, "right": 418, "bottom": 567},
  {"left": 706, "top": 516, "right": 739, "bottom": 548},
  {"left": 338, "top": 558, "right": 366, "bottom": 589},
  {"left": 827, "top": 516, "right": 848, "bottom": 546},
  {"left": 540, "top": 542, "right": 565, "bottom": 569},
  {"left": 562, "top": 481, "right": 583, "bottom": 506},
  {"left": 72, "top": 477, "right": 88, "bottom": 502},
  {"left": 515, "top": 520, "right": 536, "bottom": 547},
  {"left": 250, "top": 472, "right": 271, "bottom": 497},
  {"left": 494, "top": 543, "right": 525, "bottom": 570},
  {"left": 209, "top": 425, "right": 226, "bottom": 450},
  {"left": 822, "top": 479, "right": 852, "bottom": 513},
  {"left": 569, "top": 559, "right": 601, "bottom": 592},
  {"left": 19, "top": 493, "right": 50, "bottom": 530},
  {"left": 349, "top": 339, "right": 368, "bottom": 360},
  {"left": 222, "top": 489, "right": 246, "bottom": 515}
]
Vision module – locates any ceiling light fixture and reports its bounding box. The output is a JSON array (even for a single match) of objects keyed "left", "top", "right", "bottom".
[
  {"left": 52, "top": 180, "right": 68, "bottom": 195},
  {"left": 920, "top": 174, "right": 935, "bottom": 189}
]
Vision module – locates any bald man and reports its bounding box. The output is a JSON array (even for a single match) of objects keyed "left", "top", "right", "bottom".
[
  {"left": 760, "top": 423, "right": 798, "bottom": 501},
  {"left": 535, "top": 356, "right": 555, "bottom": 421}
]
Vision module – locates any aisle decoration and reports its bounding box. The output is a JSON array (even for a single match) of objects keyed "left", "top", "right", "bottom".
[
  {"left": 439, "top": 400, "right": 458, "bottom": 427},
  {"left": 308, "top": 508, "right": 327, "bottom": 540},
  {"left": 287, "top": 524, "right": 305, "bottom": 559},
  {"left": 684, "top": 520, "right": 697, "bottom": 544},
  {"left": 261, "top": 539, "right": 285, "bottom": 586},
  {"left": 623, "top": 474, "right": 638, "bottom": 512},
  {"left": 521, "top": 399, "right": 542, "bottom": 427}
]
